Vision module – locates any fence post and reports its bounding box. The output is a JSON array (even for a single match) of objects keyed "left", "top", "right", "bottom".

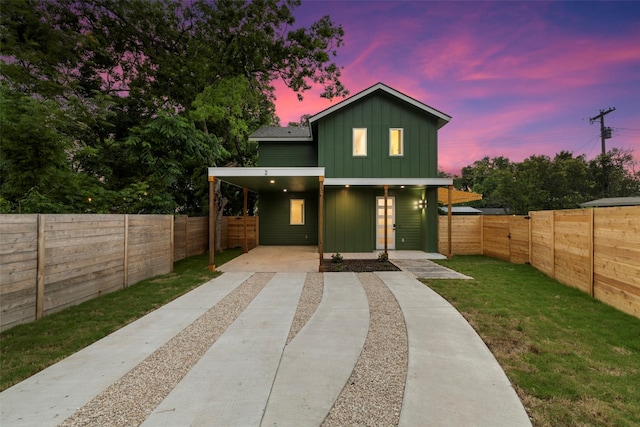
[
  {"left": 170, "top": 215, "right": 174, "bottom": 273},
  {"left": 184, "top": 215, "right": 189, "bottom": 258},
  {"left": 123, "top": 214, "right": 129, "bottom": 288},
  {"left": 480, "top": 215, "right": 484, "bottom": 255},
  {"left": 528, "top": 211, "right": 532, "bottom": 265},
  {"left": 36, "top": 214, "right": 45, "bottom": 320},
  {"left": 551, "top": 210, "right": 556, "bottom": 279},
  {"left": 589, "top": 208, "right": 595, "bottom": 297}
]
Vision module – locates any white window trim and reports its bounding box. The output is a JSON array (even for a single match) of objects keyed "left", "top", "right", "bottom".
[
  {"left": 389, "top": 128, "right": 404, "bottom": 156},
  {"left": 353, "top": 128, "right": 367, "bottom": 157},
  {"left": 290, "top": 199, "right": 305, "bottom": 225}
]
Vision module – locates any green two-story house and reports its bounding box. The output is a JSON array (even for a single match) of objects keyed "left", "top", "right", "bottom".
[{"left": 208, "top": 82, "right": 452, "bottom": 260}]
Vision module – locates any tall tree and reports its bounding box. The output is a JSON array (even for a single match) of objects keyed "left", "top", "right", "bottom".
[{"left": 1, "top": 0, "right": 348, "bottom": 214}]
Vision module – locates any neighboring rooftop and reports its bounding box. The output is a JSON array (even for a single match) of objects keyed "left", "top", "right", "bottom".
[
  {"left": 439, "top": 206, "right": 482, "bottom": 215},
  {"left": 580, "top": 197, "right": 640, "bottom": 207},
  {"left": 249, "top": 126, "right": 311, "bottom": 141},
  {"left": 476, "top": 207, "right": 511, "bottom": 215}
]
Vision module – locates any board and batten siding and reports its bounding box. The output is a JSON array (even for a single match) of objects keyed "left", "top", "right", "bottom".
[
  {"left": 324, "top": 187, "right": 375, "bottom": 252},
  {"left": 258, "top": 141, "right": 318, "bottom": 167},
  {"left": 259, "top": 191, "right": 318, "bottom": 245},
  {"left": 316, "top": 92, "right": 438, "bottom": 179}
]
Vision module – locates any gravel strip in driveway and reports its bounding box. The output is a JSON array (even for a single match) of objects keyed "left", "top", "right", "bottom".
[
  {"left": 322, "top": 272, "right": 408, "bottom": 427},
  {"left": 59, "top": 273, "right": 273, "bottom": 427},
  {"left": 286, "top": 272, "right": 324, "bottom": 345}
]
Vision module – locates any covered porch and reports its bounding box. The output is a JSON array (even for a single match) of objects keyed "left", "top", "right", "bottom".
[{"left": 207, "top": 167, "right": 475, "bottom": 272}]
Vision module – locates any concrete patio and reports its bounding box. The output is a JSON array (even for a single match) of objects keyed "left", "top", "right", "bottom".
[{"left": 218, "top": 245, "right": 472, "bottom": 279}]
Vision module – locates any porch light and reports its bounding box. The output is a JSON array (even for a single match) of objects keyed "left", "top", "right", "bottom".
[
  {"left": 345, "top": 184, "right": 350, "bottom": 188},
  {"left": 270, "top": 180, "right": 275, "bottom": 184},
  {"left": 417, "top": 199, "right": 426, "bottom": 209},
  {"left": 283, "top": 189, "right": 287, "bottom": 192}
]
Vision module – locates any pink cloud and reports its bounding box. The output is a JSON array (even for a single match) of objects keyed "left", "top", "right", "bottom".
[{"left": 272, "top": 1, "right": 640, "bottom": 174}]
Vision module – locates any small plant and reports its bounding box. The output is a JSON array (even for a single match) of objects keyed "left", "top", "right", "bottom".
[
  {"left": 377, "top": 252, "right": 389, "bottom": 262},
  {"left": 331, "top": 252, "right": 343, "bottom": 263}
]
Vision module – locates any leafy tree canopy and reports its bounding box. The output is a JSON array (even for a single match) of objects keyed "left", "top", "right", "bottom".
[
  {"left": 1, "top": 0, "right": 347, "bottom": 214},
  {"left": 456, "top": 149, "right": 640, "bottom": 214}
]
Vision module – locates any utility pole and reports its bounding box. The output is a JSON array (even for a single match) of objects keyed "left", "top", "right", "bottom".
[{"left": 589, "top": 107, "right": 616, "bottom": 154}]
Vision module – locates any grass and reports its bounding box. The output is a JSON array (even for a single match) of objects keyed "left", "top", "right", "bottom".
[
  {"left": 424, "top": 255, "right": 640, "bottom": 427},
  {"left": 0, "top": 249, "right": 243, "bottom": 392}
]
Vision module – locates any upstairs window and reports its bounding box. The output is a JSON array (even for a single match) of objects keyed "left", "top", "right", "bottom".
[
  {"left": 390, "top": 128, "right": 404, "bottom": 156},
  {"left": 290, "top": 199, "right": 305, "bottom": 225},
  {"left": 353, "top": 128, "right": 367, "bottom": 156}
]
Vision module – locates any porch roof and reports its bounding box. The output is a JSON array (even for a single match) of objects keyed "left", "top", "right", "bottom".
[
  {"left": 208, "top": 167, "right": 324, "bottom": 192},
  {"left": 207, "top": 167, "right": 453, "bottom": 192}
]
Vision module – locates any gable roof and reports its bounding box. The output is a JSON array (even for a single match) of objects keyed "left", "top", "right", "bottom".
[
  {"left": 308, "top": 82, "right": 452, "bottom": 129},
  {"left": 248, "top": 126, "right": 312, "bottom": 142}
]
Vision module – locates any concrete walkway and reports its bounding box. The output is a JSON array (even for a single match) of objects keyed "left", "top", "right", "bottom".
[
  {"left": 1, "top": 272, "right": 531, "bottom": 427},
  {"left": 221, "top": 246, "right": 472, "bottom": 279}
]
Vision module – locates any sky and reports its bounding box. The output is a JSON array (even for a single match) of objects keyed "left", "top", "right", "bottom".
[{"left": 272, "top": 0, "right": 640, "bottom": 175}]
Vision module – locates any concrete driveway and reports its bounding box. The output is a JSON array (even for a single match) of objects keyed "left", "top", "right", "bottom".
[{"left": 1, "top": 254, "right": 530, "bottom": 427}]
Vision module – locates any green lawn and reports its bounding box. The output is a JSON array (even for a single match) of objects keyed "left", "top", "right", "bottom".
[
  {"left": 0, "top": 249, "right": 243, "bottom": 391},
  {"left": 425, "top": 255, "right": 640, "bottom": 427}
]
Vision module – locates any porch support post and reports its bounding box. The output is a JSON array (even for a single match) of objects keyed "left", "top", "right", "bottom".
[
  {"left": 384, "top": 185, "right": 389, "bottom": 256},
  {"left": 243, "top": 186, "right": 248, "bottom": 253},
  {"left": 208, "top": 176, "right": 216, "bottom": 271},
  {"left": 447, "top": 184, "right": 453, "bottom": 259},
  {"left": 318, "top": 176, "right": 325, "bottom": 272}
]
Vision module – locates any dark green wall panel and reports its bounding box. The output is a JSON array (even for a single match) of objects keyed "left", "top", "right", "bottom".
[
  {"left": 323, "top": 187, "right": 437, "bottom": 253},
  {"left": 317, "top": 92, "right": 439, "bottom": 179},
  {"left": 258, "top": 191, "right": 318, "bottom": 245},
  {"left": 258, "top": 142, "right": 317, "bottom": 167},
  {"left": 324, "top": 187, "right": 375, "bottom": 252}
]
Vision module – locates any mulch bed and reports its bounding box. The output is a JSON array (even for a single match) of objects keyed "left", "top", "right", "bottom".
[{"left": 322, "top": 259, "right": 400, "bottom": 272}]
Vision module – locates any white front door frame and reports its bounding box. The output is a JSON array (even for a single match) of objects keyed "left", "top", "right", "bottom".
[{"left": 376, "top": 196, "right": 396, "bottom": 250}]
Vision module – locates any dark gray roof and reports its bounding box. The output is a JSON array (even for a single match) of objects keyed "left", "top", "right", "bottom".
[
  {"left": 248, "top": 126, "right": 311, "bottom": 141},
  {"left": 476, "top": 207, "right": 511, "bottom": 215},
  {"left": 439, "top": 206, "right": 482, "bottom": 214},
  {"left": 579, "top": 197, "right": 640, "bottom": 207}
]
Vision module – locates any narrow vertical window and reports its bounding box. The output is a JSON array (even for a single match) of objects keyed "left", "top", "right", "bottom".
[
  {"left": 290, "top": 199, "right": 305, "bottom": 225},
  {"left": 353, "top": 128, "right": 367, "bottom": 156},
  {"left": 390, "top": 128, "right": 403, "bottom": 156}
]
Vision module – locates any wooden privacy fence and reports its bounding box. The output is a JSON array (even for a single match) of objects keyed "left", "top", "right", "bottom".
[
  {"left": 225, "top": 216, "right": 259, "bottom": 250},
  {"left": 0, "top": 214, "right": 259, "bottom": 331},
  {"left": 438, "top": 206, "right": 640, "bottom": 318},
  {"left": 0, "top": 214, "right": 173, "bottom": 332},
  {"left": 173, "top": 216, "right": 209, "bottom": 262}
]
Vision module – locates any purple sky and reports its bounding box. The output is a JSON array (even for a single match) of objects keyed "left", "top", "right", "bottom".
[{"left": 273, "top": 1, "right": 640, "bottom": 175}]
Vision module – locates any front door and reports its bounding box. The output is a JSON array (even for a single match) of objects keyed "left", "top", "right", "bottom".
[{"left": 376, "top": 196, "right": 395, "bottom": 250}]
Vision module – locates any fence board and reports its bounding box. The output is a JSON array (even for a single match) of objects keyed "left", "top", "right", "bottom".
[
  {"left": 530, "top": 211, "right": 554, "bottom": 276},
  {"left": 483, "top": 216, "right": 510, "bottom": 261},
  {"left": 0, "top": 214, "right": 173, "bottom": 331},
  {"left": 438, "top": 216, "right": 481, "bottom": 254},
  {"left": 509, "top": 216, "right": 530, "bottom": 264},
  {"left": 0, "top": 215, "right": 38, "bottom": 329},
  {"left": 226, "top": 216, "right": 258, "bottom": 249},
  {"left": 552, "top": 210, "right": 591, "bottom": 293},
  {"left": 591, "top": 206, "right": 640, "bottom": 317}
]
